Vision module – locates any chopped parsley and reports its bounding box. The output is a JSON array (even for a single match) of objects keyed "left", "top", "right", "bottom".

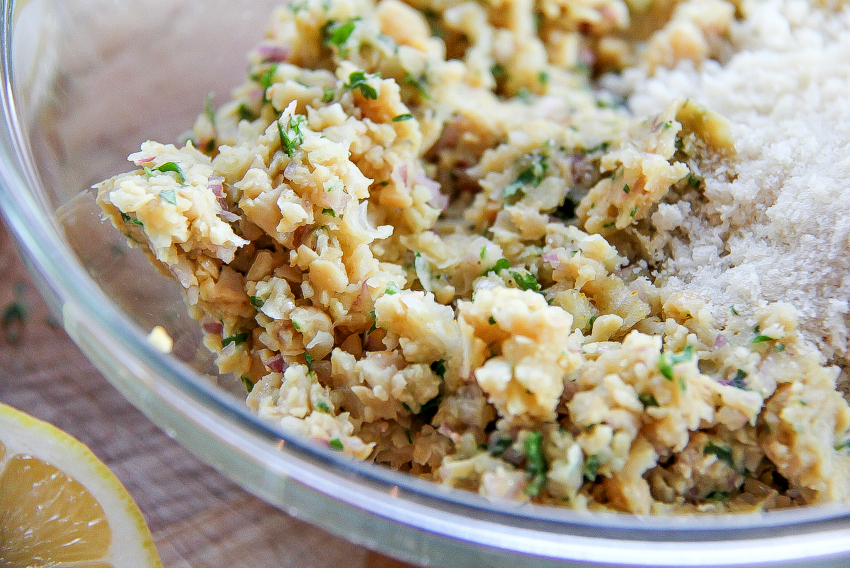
[
  {"left": 277, "top": 114, "right": 306, "bottom": 157},
  {"left": 418, "top": 393, "right": 443, "bottom": 422},
  {"left": 321, "top": 207, "right": 336, "bottom": 217},
  {"left": 329, "top": 438, "right": 344, "bottom": 450},
  {"left": 504, "top": 153, "right": 548, "bottom": 200},
  {"left": 490, "top": 63, "right": 507, "bottom": 80},
  {"left": 321, "top": 86, "right": 336, "bottom": 103},
  {"left": 622, "top": 183, "right": 630, "bottom": 194},
  {"left": 241, "top": 375, "right": 255, "bottom": 393},
  {"left": 488, "top": 315, "right": 496, "bottom": 325},
  {"left": 305, "top": 352, "right": 315, "bottom": 374},
  {"left": 345, "top": 70, "right": 379, "bottom": 100},
  {"left": 731, "top": 369, "right": 747, "bottom": 389},
  {"left": 835, "top": 439, "right": 850, "bottom": 452},
  {"left": 249, "top": 296, "right": 265, "bottom": 308},
  {"left": 315, "top": 400, "right": 330, "bottom": 413},
  {"left": 686, "top": 172, "right": 701, "bottom": 189},
  {"left": 703, "top": 441, "right": 735, "bottom": 469},
  {"left": 430, "top": 359, "right": 447, "bottom": 380},
  {"left": 368, "top": 310, "right": 378, "bottom": 334},
  {"left": 323, "top": 18, "right": 360, "bottom": 58},
  {"left": 705, "top": 491, "right": 729, "bottom": 503},
  {"left": 489, "top": 436, "right": 513, "bottom": 457},
  {"left": 523, "top": 431, "right": 547, "bottom": 497},
  {"left": 221, "top": 332, "right": 250, "bottom": 347},
  {"left": 237, "top": 103, "right": 257, "bottom": 122},
  {"left": 120, "top": 212, "right": 143, "bottom": 227},
  {"left": 752, "top": 334, "right": 775, "bottom": 344},
  {"left": 403, "top": 72, "right": 431, "bottom": 100},
  {"left": 145, "top": 162, "right": 186, "bottom": 184},
  {"left": 582, "top": 454, "right": 600, "bottom": 481},
  {"left": 392, "top": 113, "right": 414, "bottom": 122},
  {"left": 385, "top": 281, "right": 400, "bottom": 295},
  {"left": 537, "top": 70, "right": 549, "bottom": 85},
  {"left": 638, "top": 393, "right": 659, "bottom": 408},
  {"left": 658, "top": 344, "right": 694, "bottom": 390},
  {"left": 485, "top": 257, "right": 511, "bottom": 275},
  {"left": 509, "top": 270, "right": 541, "bottom": 292},
  {"left": 629, "top": 206, "right": 638, "bottom": 218},
  {"left": 159, "top": 189, "right": 177, "bottom": 205}
]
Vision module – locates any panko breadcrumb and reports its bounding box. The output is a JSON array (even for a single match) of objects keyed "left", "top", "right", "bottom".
[{"left": 96, "top": 0, "right": 850, "bottom": 514}]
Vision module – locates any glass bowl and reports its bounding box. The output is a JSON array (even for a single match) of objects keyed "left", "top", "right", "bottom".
[{"left": 3, "top": 0, "right": 850, "bottom": 565}]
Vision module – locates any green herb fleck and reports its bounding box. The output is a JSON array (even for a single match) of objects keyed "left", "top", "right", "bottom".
[
  {"left": 622, "top": 183, "right": 630, "bottom": 194},
  {"left": 752, "top": 335, "right": 774, "bottom": 344},
  {"left": 392, "top": 113, "right": 414, "bottom": 122},
  {"left": 479, "top": 245, "right": 487, "bottom": 260},
  {"left": 524, "top": 431, "right": 547, "bottom": 496},
  {"left": 485, "top": 258, "right": 511, "bottom": 275},
  {"left": 602, "top": 221, "right": 615, "bottom": 229},
  {"left": 120, "top": 212, "right": 144, "bottom": 227},
  {"left": 705, "top": 491, "right": 729, "bottom": 503},
  {"left": 430, "top": 359, "right": 447, "bottom": 380},
  {"left": 488, "top": 316, "right": 496, "bottom": 325},
  {"left": 221, "top": 332, "right": 250, "bottom": 347},
  {"left": 538, "top": 71, "right": 549, "bottom": 85},
  {"left": 504, "top": 153, "right": 548, "bottom": 200},
  {"left": 368, "top": 310, "right": 378, "bottom": 334},
  {"left": 329, "top": 438, "right": 344, "bottom": 450},
  {"left": 490, "top": 63, "right": 507, "bottom": 80},
  {"left": 293, "top": 320, "right": 302, "bottom": 331},
  {"left": 305, "top": 352, "right": 315, "bottom": 374},
  {"left": 582, "top": 454, "right": 600, "bottom": 481},
  {"left": 638, "top": 393, "right": 659, "bottom": 408},
  {"left": 775, "top": 343, "right": 786, "bottom": 353},
  {"left": 346, "top": 70, "right": 379, "bottom": 100},
  {"left": 629, "top": 206, "right": 638, "bottom": 218},
  {"left": 315, "top": 400, "right": 330, "bottom": 413},
  {"left": 704, "top": 441, "right": 735, "bottom": 469},
  {"left": 321, "top": 86, "right": 336, "bottom": 103},
  {"left": 159, "top": 189, "right": 177, "bottom": 205},
  {"left": 403, "top": 72, "right": 431, "bottom": 100},
  {"left": 237, "top": 103, "right": 257, "bottom": 122},
  {"left": 322, "top": 208, "right": 336, "bottom": 217},
  {"left": 249, "top": 296, "right": 265, "bottom": 308},
  {"left": 835, "top": 439, "right": 850, "bottom": 452},
  {"left": 489, "top": 436, "right": 513, "bottom": 457},
  {"left": 277, "top": 114, "right": 306, "bottom": 157},
  {"left": 323, "top": 18, "right": 359, "bottom": 58},
  {"left": 241, "top": 375, "right": 255, "bottom": 393},
  {"left": 730, "top": 306, "right": 740, "bottom": 316},
  {"left": 658, "top": 344, "right": 694, "bottom": 384},
  {"left": 385, "top": 282, "right": 400, "bottom": 295},
  {"left": 146, "top": 162, "right": 186, "bottom": 184},
  {"left": 510, "top": 270, "right": 540, "bottom": 292},
  {"left": 732, "top": 369, "right": 747, "bottom": 389},
  {"left": 686, "top": 172, "right": 701, "bottom": 189}
]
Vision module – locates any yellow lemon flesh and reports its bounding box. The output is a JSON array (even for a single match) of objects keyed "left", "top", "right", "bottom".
[{"left": 0, "top": 403, "right": 162, "bottom": 568}]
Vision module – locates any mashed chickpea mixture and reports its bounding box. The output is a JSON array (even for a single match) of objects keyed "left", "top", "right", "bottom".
[{"left": 95, "top": 0, "right": 850, "bottom": 513}]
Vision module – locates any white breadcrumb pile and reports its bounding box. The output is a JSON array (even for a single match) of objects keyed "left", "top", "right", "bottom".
[{"left": 95, "top": 0, "right": 850, "bottom": 514}]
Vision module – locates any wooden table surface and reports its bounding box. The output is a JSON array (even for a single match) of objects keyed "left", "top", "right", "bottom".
[{"left": 0, "top": 219, "right": 411, "bottom": 568}]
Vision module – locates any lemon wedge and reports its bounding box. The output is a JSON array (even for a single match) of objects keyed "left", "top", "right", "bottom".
[{"left": 0, "top": 403, "right": 162, "bottom": 568}]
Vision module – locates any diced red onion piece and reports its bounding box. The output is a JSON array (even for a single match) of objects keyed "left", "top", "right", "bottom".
[
  {"left": 714, "top": 334, "right": 728, "bottom": 349},
  {"left": 204, "top": 321, "right": 224, "bottom": 335},
  {"left": 257, "top": 44, "right": 290, "bottom": 63},
  {"left": 266, "top": 354, "right": 286, "bottom": 373}
]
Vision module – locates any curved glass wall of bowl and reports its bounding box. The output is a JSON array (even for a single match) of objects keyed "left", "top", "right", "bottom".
[{"left": 5, "top": 0, "right": 850, "bottom": 566}]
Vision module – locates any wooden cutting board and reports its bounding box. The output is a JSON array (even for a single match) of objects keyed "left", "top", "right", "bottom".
[{"left": 0, "top": 220, "right": 413, "bottom": 568}]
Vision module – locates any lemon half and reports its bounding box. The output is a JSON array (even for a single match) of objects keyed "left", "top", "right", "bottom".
[{"left": 0, "top": 403, "right": 162, "bottom": 568}]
